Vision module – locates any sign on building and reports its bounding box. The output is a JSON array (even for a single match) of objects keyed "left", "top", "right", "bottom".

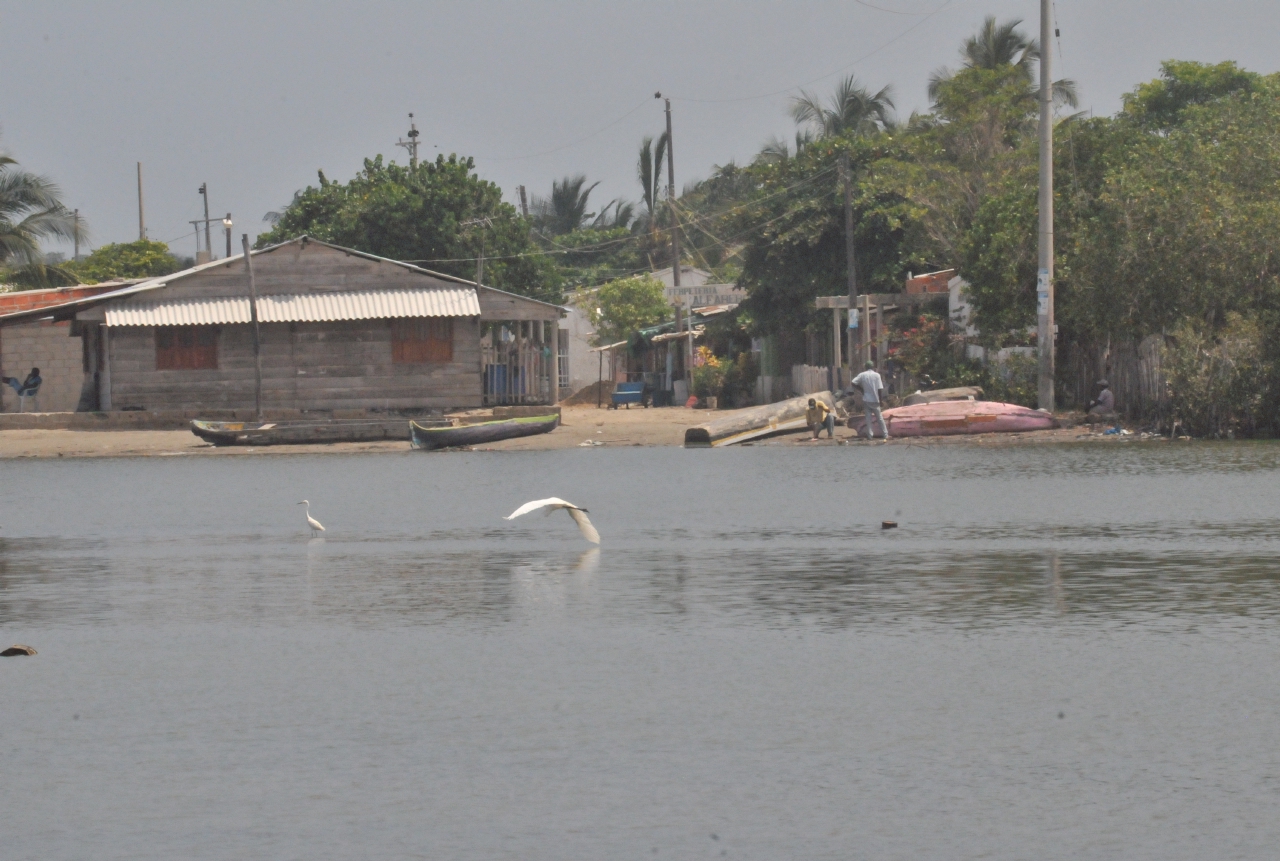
[{"left": 664, "top": 283, "right": 745, "bottom": 309}]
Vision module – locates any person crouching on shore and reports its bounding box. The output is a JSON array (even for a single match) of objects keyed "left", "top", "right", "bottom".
[{"left": 806, "top": 397, "right": 835, "bottom": 440}]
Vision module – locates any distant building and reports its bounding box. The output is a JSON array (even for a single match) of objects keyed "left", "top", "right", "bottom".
[{"left": 0, "top": 237, "right": 561, "bottom": 413}]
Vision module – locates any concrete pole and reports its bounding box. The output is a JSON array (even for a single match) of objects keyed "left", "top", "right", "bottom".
[
  {"left": 137, "top": 162, "right": 146, "bottom": 240},
  {"left": 1037, "top": 0, "right": 1055, "bottom": 411},
  {"left": 242, "top": 235, "right": 264, "bottom": 421},
  {"left": 200, "top": 183, "right": 212, "bottom": 262},
  {"left": 841, "top": 151, "right": 857, "bottom": 375}
]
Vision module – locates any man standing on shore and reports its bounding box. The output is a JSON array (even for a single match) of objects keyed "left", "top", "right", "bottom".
[{"left": 851, "top": 361, "right": 890, "bottom": 440}]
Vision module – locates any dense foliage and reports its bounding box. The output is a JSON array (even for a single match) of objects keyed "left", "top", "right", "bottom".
[
  {"left": 255, "top": 155, "right": 561, "bottom": 304},
  {"left": 582, "top": 274, "right": 669, "bottom": 346},
  {"left": 65, "top": 240, "right": 183, "bottom": 283}
]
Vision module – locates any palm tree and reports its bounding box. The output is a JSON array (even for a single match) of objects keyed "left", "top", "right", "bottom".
[
  {"left": 591, "top": 199, "right": 634, "bottom": 231},
  {"left": 928, "top": 16, "right": 1077, "bottom": 108},
  {"left": 532, "top": 174, "right": 601, "bottom": 235},
  {"left": 0, "top": 150, "right": 84, "bottom": 284},
  {"left": 636, "top": 134, "right": 669, "bottom": 231},
  {"left": 790, "top": 75, "right": 896, "bottom": 139}
]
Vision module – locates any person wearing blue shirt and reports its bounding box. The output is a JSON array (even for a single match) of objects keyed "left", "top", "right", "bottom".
[{"left": 2, "top": 367, "right": 41, "bottom": 397}]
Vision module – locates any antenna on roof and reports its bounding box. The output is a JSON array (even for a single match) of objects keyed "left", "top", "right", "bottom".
[{"left": 397, "top": 113, "right": 421, "bottom": 168}]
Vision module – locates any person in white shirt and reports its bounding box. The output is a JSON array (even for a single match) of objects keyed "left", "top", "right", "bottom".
[{"left": 850, "top": 361, "right": 890, "bottom": 439}]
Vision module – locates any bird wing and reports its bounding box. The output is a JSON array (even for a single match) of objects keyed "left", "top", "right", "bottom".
[
  {"left": 504, "top": 497, "right": 570, "bottom": 520},
  {"left": 309, "top": 516, "right": 325, "bottom": 532},
  {"left": 566, "top": 507, "right": 600, "bottom": 544}
]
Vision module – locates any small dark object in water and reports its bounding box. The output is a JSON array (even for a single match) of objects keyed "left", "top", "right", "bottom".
[
  {"left": 2, "top": 644, "right": 36, "bottom": 656},
  {"left": 882, "top": 521, "right": 898, "bottom": 529}
]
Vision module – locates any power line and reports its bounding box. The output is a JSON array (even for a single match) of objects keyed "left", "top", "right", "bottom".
[
  {"left": 469, "top": 98, "right": 653, "bottom": 162},
  {"left": 670, "top": 0, "right": 960, "bottom": 104}
]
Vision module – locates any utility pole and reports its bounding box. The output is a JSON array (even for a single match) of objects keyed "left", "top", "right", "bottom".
[
  {"left": 73, "top": 209, "right": 80, "bottom": 260},
  {"left": 1037, "top": 0, "right": 1055, "bottom": 412},
  {"left": 397, "top": 113, "right": 421, "bottom": 168},
  {"left": 841, "top": 150, "right": 858, "bottom": 378},
  {"left": 657, "top": 92, "right": 690, "bottom": 383},
  {"left": 137, "top": 162, "right": 146, "bottom": 240},
  {"left": 461, "top": 216, "right": 492, "bottom": 286},
  {"left": 198, "top": 183, "right": 212, "bottom": 262},
  {"left": 658, "top": 93, "right": 681, "bottom": 291},
  {"left": 517, "top": 185, "right": 529, "bottom": 218},
  {"left": 242, "top": 235, "right": 264, "bottom": 421}
]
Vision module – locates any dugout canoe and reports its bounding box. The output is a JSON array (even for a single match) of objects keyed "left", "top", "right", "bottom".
[
  {"left": 410, "top": 414, "right": 559, "bottom": 450},
  {"left": 191, "top": 418, "right": 444, "bottom": 446},
  {"left": 848, "top": 400, "right": 1057, "bottom": 438},
  {"left": 684, "top": 391, "right": 838, "bottom": 447}
]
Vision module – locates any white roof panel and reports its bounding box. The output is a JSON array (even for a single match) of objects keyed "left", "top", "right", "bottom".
[{"left": 105, "top": 288, "right": 480, "bottom": 327}]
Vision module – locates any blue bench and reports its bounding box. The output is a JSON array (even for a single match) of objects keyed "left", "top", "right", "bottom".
[{"left": 610, "top": 381, "right": 649, "bottom": 409}]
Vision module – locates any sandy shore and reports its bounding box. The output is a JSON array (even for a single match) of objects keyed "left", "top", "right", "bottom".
[{"left": 0, "top": 405, "right": 1155, "bottom": 459}]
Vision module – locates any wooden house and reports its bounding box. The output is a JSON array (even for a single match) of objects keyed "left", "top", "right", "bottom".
[{"left": 2, "top": 237, "right": 561, "bottom": 413}]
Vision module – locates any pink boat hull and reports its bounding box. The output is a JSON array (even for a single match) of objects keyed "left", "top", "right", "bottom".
[{"left": 849, "top": 400, "right": 1057, "bottom": 437}]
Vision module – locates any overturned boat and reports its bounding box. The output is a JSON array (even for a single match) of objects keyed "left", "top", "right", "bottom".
[
  {"left": 410, "top": 414, "right": 559, "bottom": 450},
  {"left": 191, "top": 417, "right": 445, "bottom": 446},
  {"left": 848, "top": 400, "right": 1057, "bottom": 438}
]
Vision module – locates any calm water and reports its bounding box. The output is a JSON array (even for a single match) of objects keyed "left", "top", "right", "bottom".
[{"left": 4, "top": 442, "right": 1280, "bottom": 859}]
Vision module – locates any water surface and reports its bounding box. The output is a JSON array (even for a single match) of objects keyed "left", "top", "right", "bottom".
[{"left": 4, "top": 442, "right": 1280, "bottom": 859}]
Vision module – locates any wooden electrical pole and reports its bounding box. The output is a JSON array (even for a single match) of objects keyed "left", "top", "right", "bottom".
[
  {"left": 1037, "top": 0, "right": 1055, "bottom": 411},
  {"left": 242, "top": 235, "right": 264, "bottom": 421},
  {"left": 661, "top": 95, "right": 681, "bottom": 290},
  {"left": 518, "top": 185, "right": 529, "bottom": 218}
]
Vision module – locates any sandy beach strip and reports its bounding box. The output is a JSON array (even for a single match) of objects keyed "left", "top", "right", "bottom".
[{"left": 0, "top": 406, "right": 1144, "bottom": 458}]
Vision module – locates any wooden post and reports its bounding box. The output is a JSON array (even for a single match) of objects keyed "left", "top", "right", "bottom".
[
  {"left": 241, "top": 235, "right": 263, "bottom": 421},
  {"left": 876, "top": 301, "right": 885, "bottom": 372},
  {"left": 832, "top": 306, "right": 841, "bottom": 390},
  {"left": 860, "top": 294, "right": 871, "bottom": 367}
]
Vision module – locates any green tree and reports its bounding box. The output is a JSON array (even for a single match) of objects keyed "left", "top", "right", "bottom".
[
  {"left": 0, "top": 148, "right": 85, "bottom": 287},
  {"left": 1123, "top": 60, "right": 1260, "bottom": 129},
  {"left": 256, "top": 154, "right": 560, "bottom": 303},
  {"left": 584, "top": 274, "right": 668, "bottom": 345},
  {"left": 65, "top": 239, "right": 181, "bottom": 283},
  {"left": 791, "top": 75, "right": 895, "bottom": 139},
  {"left": 532, "top": 174, "right": 601, "bottom": 235},
  {"left": 928, "top": 16, "right": 1077, "bottom": 108}
]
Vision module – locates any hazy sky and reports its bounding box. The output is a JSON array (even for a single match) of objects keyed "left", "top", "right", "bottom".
[{"left": 4, "top": 1, "right": 1278, "bottom": 260}]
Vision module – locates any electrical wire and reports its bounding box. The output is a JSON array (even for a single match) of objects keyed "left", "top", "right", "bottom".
[
  {"left": 671, "top": 0, "right": 959, "bottom": 104},
  {"left": 468, "top": 98, "right": 653, "bottom": 162}
]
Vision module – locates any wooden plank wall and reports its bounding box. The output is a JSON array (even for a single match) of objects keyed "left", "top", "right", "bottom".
[{"left": 108, "top": 318, "right": 482, "bottom": 411}]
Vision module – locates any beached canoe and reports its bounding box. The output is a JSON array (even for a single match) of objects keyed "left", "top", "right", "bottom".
[
  {"left": 410, "top": 414, "right": 559, "bottom": 450},
  {"left": 191, "top": 418, "right": 445, "bottom": 446},
  {"left": 848, "top": 400, "right": 1057, "bottom": 438}
]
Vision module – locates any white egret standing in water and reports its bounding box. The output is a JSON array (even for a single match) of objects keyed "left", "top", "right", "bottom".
[
  {"left": 298, "top": 500, "right": 325, "bottom": 534},
  {"left": 504, "top": 498, "right": 600, "bottom": 544}
]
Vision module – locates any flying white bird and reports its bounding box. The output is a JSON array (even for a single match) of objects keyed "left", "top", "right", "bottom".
[
  {"left": 297, "top": 500, "right": 325, "bottom": 534},
  {"left": 504, "top": 497, "right": 600, "bottom": 544}
]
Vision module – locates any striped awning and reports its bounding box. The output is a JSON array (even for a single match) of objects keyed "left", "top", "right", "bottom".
[{"left": 104, "top": 288, "right": 480, "bottom": 326}]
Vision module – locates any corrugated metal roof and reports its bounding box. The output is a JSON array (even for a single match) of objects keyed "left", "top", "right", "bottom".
[{"left": 104, "top": 288, "right": 481, "bottom": 327}]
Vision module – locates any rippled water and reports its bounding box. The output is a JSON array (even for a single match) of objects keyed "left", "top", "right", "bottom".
[{"left": 4, "top": 442, "right": 1280, "bottom": 859}]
